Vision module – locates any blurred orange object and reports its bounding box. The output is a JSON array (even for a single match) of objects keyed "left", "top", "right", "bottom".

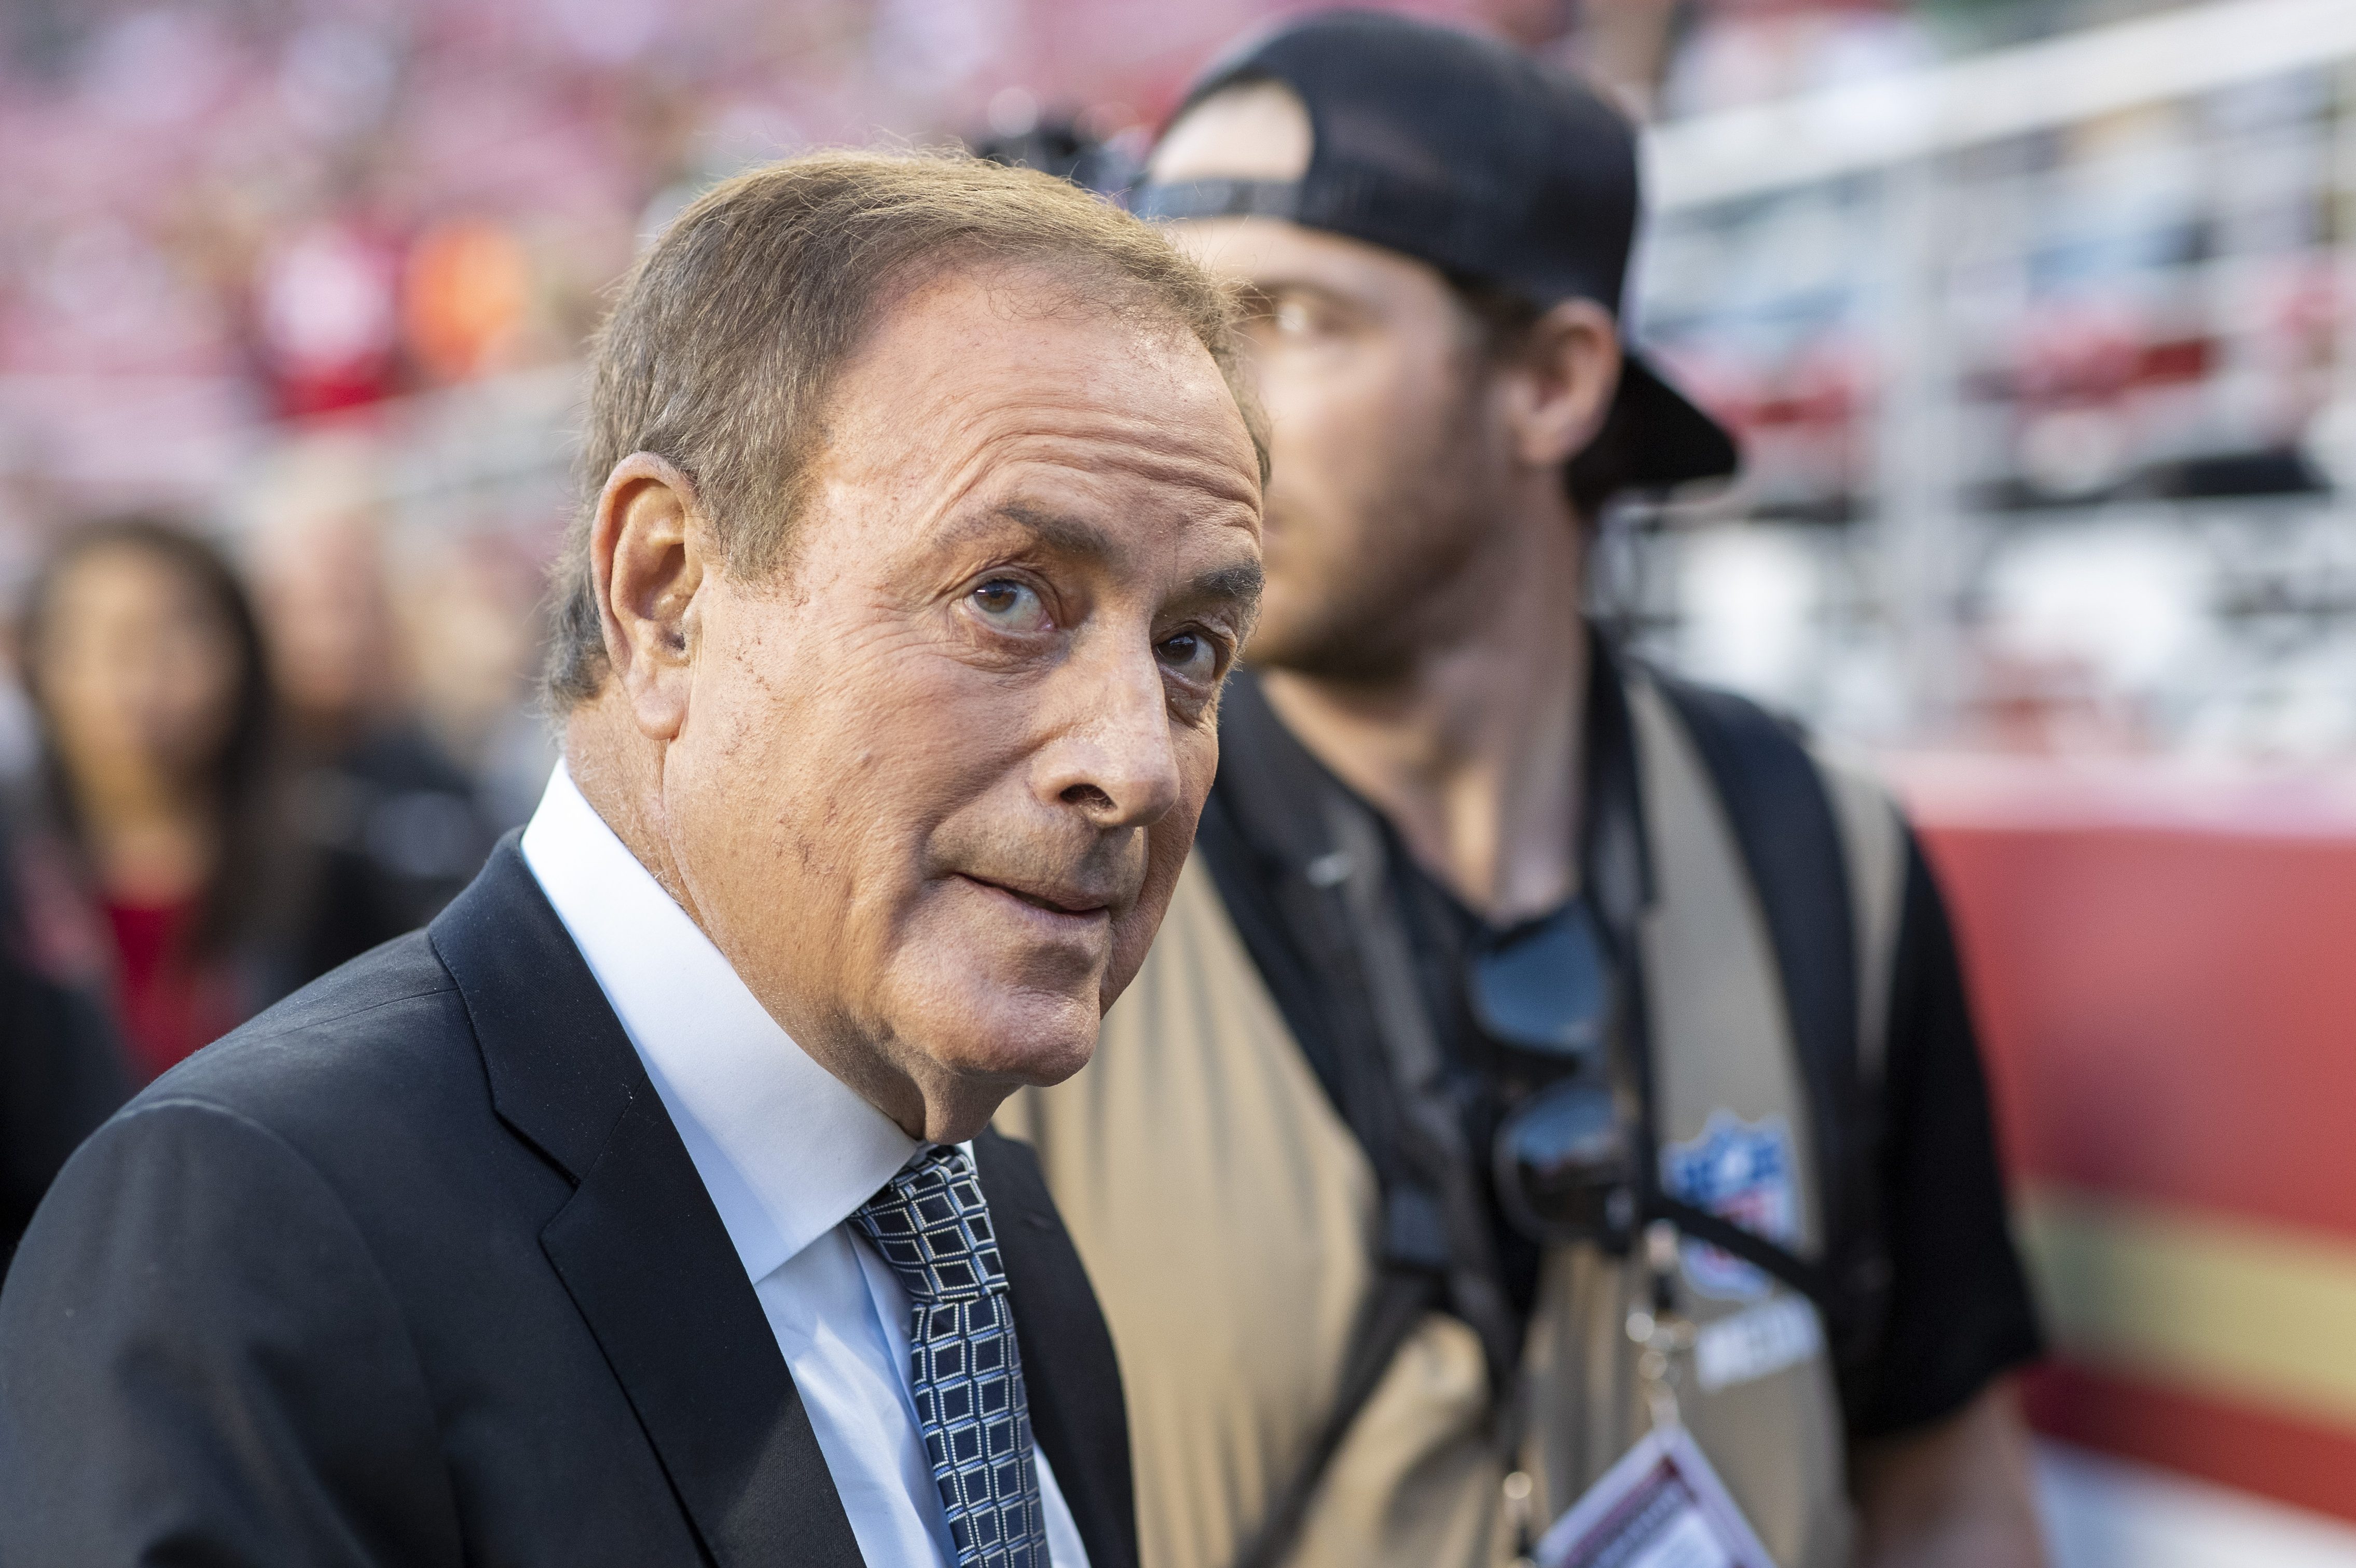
[{"left": 403, "top": 218, "right": 531, "bottom": 383}]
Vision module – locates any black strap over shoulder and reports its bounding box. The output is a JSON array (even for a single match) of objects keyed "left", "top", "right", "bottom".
[
  {"left": 1648, "top": 673, "right": 1892, "bottom": 1419},
  {"left": 1197, "top": 661, "right": 1898, "bottom": 1562},
  {"left": 1199, "top": 677, "right": 1510, "bottom": 1568}
]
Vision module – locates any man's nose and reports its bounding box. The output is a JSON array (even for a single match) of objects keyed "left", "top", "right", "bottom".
[{"left": 1034, "top": 641, "right": 1183, "bottom": 830}]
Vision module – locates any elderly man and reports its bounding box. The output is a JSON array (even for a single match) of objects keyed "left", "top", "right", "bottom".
[{"left": 0, "top": 153, "right": 1264, "bottom": 1568}]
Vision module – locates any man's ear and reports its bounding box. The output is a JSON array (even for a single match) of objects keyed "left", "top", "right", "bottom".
[
  {"left": 590, "top": 452, "right": 713, "bottom": 742},
  {"left": 1503, "top": 298, "right": 1623, "bottom": 470}
]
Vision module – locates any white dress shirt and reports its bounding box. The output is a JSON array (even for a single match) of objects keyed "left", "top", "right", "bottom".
[{"left": 521, "top": 765, "right": 1091, "bottom": 1567}]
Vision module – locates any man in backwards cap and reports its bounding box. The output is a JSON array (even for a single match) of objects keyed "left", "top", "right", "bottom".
[{"left": 998, "top": 14, "right": 2045, "bottom": 1568}]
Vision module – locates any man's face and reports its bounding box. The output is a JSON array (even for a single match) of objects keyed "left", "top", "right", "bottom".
[
  {"left": 665, "top": 266, "right": 1262, "bottom": 1112},
  {"left": 1151, "top": 83, "right": 1517, "bottom": 678}
]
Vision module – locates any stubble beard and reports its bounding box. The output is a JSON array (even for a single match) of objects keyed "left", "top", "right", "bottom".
[{"left": 1246, "top": 385, "right": 1509, "bottom": 686}]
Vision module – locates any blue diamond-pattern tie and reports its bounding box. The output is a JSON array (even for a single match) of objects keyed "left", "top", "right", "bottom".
[{"left": 851, "top": 1145, "right": 1049, "bottom": 1567}]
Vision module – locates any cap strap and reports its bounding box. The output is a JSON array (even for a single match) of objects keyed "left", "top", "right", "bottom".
[{"left": 1131, "top": 178, "right": 1302, "bottom": 223}]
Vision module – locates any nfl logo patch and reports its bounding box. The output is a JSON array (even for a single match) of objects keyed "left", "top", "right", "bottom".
[{"left": 1659, "top": 1112, "right": 1800, "bottom": 1301}]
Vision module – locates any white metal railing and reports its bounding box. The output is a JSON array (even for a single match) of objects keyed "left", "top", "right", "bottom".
[
  {"left": 1645, "top": 0, "right": 2356, "bottom": 208},
  {"left": 1617, "top": 0, "right": 2356, "bottom": 752}
]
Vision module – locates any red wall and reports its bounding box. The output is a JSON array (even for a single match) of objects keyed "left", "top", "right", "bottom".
[{"left": 1906, "top": 757, "right": 2356, "bottom": 1520}]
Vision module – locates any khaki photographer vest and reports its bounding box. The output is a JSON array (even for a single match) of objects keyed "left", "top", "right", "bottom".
[{"left": 997, "top": 672, "right": 1907, "bottom": 1568}]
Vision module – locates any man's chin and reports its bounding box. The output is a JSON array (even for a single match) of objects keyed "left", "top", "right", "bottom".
[{"left": 902, "top": 987, "right": 1102, "bottom": 1094}]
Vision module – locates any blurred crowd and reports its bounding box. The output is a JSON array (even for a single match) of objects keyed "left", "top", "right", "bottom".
[
  {"left": 0, "top": 0, "right": 1997, "bottom": 546},
  {"left": 0, "top": 460, "right": 551, "bottom": 1258},
  {"left": 7, "top": 0, "right": 2344, "bottom": 787}
]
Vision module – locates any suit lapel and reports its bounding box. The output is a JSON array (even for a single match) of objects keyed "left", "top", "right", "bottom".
[
  {"left": 430, "top": 842, "right": 864, "bottom": 1568},
  {"left": 977, "top": 1130, "right": 1139, "bottom": 1568}
]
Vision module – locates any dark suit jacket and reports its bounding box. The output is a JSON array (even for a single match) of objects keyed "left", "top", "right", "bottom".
[
  {"left": 0, "top": 816, "right": 130, "bottom": 1275},
  {"left": 0, "top": 842, "right": 1139, "bottom": 1568}
]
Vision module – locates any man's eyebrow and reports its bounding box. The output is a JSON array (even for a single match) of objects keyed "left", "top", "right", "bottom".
[
  {"left": 973, "top": 502, "right": 1114, "bottom": 561},
  {"left": 1183, "top": 560, "right": 1265, "bottom": 613}
]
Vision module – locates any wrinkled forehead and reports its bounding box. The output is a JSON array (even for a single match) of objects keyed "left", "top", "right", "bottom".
[{"left": 818, "top": 266, "right": 1261, "bottom": 508}]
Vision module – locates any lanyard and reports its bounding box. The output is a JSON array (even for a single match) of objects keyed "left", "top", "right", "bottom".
[{"left": 1586, "top": 656, "right": 1842, "bottom": 1319}]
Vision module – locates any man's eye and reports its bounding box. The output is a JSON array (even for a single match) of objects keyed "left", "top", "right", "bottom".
[
  {"left": 1158, "top": 629, "right": 1219, "bottom": 683},
  {"left": 969, "top": 578, "right": 1048, "bottom": 632},
  {"left": 1272, "top": 298, "right": 1315, "bottom": 336}
]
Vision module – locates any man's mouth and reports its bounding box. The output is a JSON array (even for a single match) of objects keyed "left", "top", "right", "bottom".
[{"left": 957, "top": 873, "right": 1113, "bottom": 921}]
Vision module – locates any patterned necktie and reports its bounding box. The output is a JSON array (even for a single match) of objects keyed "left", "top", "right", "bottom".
[{"left": 851, "top": 1144, "right": 1050, "bottom": 1568}]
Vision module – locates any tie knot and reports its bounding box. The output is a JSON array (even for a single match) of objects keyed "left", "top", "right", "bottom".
[{"left": 851, "top": 1145, "right": 1006, "bottom": 1303}]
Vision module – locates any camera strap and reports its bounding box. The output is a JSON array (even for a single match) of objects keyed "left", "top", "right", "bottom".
[
  {"left": 1208, "top": 680, "right": 1522, "bottom": 1568},
  {"left": 1645, "top": 673, "right": 1893, "bottom": 1395},
  {"left": 1234, "top": 658, "right": 1646, "bottom": 1568},
  {"left": 1206, "top": 650, "right": 1876, "bottom": 1567},
  {"left": 1235, "top": 788, "right": 1535, "bottom": 1568},
  {"left": 1582, "top": 668, "right": 1846, "bottom": 1319}
]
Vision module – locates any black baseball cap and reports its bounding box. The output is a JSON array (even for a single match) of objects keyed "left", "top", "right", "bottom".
[{"left": 1133, "top": 10, "right": 1737, "bottom": 502}]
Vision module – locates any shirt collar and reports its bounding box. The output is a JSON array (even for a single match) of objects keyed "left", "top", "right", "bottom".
[{"left": 519, "top": 762, "right": 919, "bottom": 1283}]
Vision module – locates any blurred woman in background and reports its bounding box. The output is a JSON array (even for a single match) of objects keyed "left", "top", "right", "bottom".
[{"left": 15, "top": 519, "right": 282, "bottom": 1084}]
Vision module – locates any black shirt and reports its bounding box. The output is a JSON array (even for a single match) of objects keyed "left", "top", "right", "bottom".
[{"left": 1196, "top": 667, "right": 2041, "bottom": 1442}]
